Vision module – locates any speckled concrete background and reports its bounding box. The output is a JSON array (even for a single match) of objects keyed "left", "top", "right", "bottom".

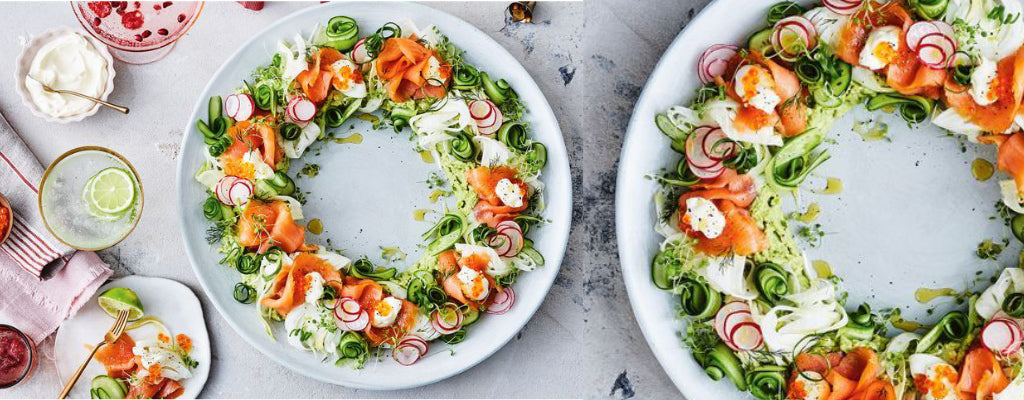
[{"left": 0, "top": 1, "right": 711, "bottom": 398}]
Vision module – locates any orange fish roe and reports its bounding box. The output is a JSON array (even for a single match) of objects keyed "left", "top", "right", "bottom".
[
  {"left": 157, "top": 333, "right": 171, "bottom": 343},
  {"left": 913, "top": 364, "right": 958, "bottom": 399},
  {"left": 222, "top": 158, "right": 256, "bottom": 180},
  {"left": 175, "top": 334, "right": 192, "bottom": 353},
  {"left": 0, "top": 207, "right": 9, "bottom": 240},
  {"left": 144, "top": 362, "right": 163, "bottom": 383},
  {"left": 786, "top": 380, "right": 807, "bottom": 400}
]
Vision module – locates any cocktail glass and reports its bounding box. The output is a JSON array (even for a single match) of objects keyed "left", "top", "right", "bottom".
[
  {"left": 71, "top": 1, "right": 203, "bottom": 64},
  {"left": 0, "top": 325, "right": 37, "bottom": 389},
  {"left": 38, "top": 147, "right": 144, "bottom": 251}
]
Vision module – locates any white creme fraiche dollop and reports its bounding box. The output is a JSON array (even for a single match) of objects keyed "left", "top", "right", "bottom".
[
  {"left": 495, "top": 178, "right": 525, "bottom": 208},
  {"left": 970, "top": 58, "right": 1000, "bottom": 106},
  {"left": 684, "top": 197, "right": 725, "bottom": 238},
  {"left": 25, "top": 32, "right": 108, "bottom": 118}
]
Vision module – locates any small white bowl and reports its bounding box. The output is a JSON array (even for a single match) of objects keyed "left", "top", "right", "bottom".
[{"left": 14, "top": 27, "right": 116, "bottom": 124}]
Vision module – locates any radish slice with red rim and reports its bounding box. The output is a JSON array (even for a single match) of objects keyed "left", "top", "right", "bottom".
[
  {"left": 823, "top": 0, "right": 864, "bottom": 14},
  {"left": 772, "top": 16, "right": 818, "bottom": 59},
  {"left": 233, "top": 93, "right": 255, "bottom": 121},
  {"left": 714, "top": 301, "right": 750, "bottom": 344},
  {"left": 728, "top": 322, "right": 764, "bottom": 351},
  {"left": 701, "top": 127, "right": 734, "bottom": 161},
  {"left": 215, "top": 176, "right": 242, "bottom": 205},
  {"left": 495, "top": 221, "right": 524, "bottom": 257},
  {"left": 288, "top": 98, "right": 317, "bottom": 122},
  {"left": 982, "top": 318, "right": 1020, "bottom": 356},
  {"left": 697, "top": 45, "right": 739, "bottom": 84},
  {"left": 228, "top": 179, "right": 254, "bottom": 206},
  {"left": 351, "top": 38, "right": 370, "bottom": 64},
  {"left": 685, "top": 126, "right": 720, "bottom": 169},
  {"left": 906, "top": 21, "right": 940, "bottom": 51},
  {"left": 392, "top": 343, "right": 421, "bottom": 366},
  {"left": 487, "top": 233, "right": 514, "bottom": 257},
  {"left": 342, "top": 310, "right": 369, "bottom": 331},
  {"left": 469, "top": 100, "right": 504, "bottom": 135},
  {"left": 487, "top": 287, "right": 515, "bottom": 315},
  {"left": 224, "top": 94, "right": 241, "bottom": 120},
  {"left": 431, "top": 305, "right": 464, "bottom": 334},
  {"left": 399, "top": 335, "right": 429, "bottom": 355},
  {"left": 690, "top": 160, "right": 726, "bottom": 180}
]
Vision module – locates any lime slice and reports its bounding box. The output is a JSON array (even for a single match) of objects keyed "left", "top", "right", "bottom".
[
  {"left": 98, "top": 287, "right": 144, "bottom": 321},
  {"left": 85, "top": 168, "right": 136, "bottom": 215}
]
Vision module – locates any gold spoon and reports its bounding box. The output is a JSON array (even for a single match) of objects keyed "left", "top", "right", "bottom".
[
  {"left": 27, "top": 76, "right": 129, "bottom": 114},
  {"left": 57, "top": 309, "right": 130, "bottom": 399}
]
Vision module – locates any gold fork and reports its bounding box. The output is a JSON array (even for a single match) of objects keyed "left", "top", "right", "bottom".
[
  {"left": 57, "top": 309, "right": 130, "bottom": 399},
  {"left": 27, "top": 76, "right": 129, "bottom": 114}
]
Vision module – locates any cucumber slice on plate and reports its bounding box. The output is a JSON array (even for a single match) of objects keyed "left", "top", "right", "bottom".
[
  {"left": 462, "top": 306, "right": 481, "bottom": 326},
  {"left": 90, "top": 375, "right": 126, "bottom": 399},
  {"left": 747, "top": 28, "right": 774, "bottom": 56}
]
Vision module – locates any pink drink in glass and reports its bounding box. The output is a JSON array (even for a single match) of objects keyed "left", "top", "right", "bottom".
[{"left": 72, "top": 1, "right": 203, "bottom": 64}]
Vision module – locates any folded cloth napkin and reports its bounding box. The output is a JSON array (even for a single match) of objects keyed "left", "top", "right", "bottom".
[
  {"left": 0, "top": 111, "right": 75, "bottom": 277},
  {"left": 0, "top": 251, "right": 111, "bottom": 343},
  {"left": 0, "top": 109, "right": 112, "bottom": 342}
]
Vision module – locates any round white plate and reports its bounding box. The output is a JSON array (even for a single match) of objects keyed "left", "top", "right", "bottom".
[
  {"left": 55, "top": 276, "right": 211, "bottom": 399},
  {"left": 616, "top": 0, "right": 1016, "bottom": 398},
  {"left": 175, "top": 1, "right": 570, "bottom": 390}
]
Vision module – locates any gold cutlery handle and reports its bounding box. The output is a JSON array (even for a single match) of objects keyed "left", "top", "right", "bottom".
[
  {"left": 57, "top": 340, "right": 104, "bottom": 399},
  {"left": 55, "top": 90, "right": 130, "bottom": 114}
]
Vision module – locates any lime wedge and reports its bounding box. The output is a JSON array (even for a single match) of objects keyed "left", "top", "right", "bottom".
[
  {"left": 85, "top": 168, "right": 136, "bottom": 215},
  {"left": 98, "top": 287, "right": 144, "bottom": 321}
]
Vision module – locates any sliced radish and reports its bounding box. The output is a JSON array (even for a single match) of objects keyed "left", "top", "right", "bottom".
[
  {"left": 399, "top": 335, "right": 429, "bottom": 356},
  {"left": 392, "top": 343, "right": 421, "bottom": 366},
  {"left": 224, "top": 94, "right": 241, "bottom": 119},
  {"left": 714, "top": 301, "right": 750, "bottom": 344},
  {"left": 697, "top": 45, "right": 739, "bottom": 84},
  {"left": 701, "top": 127, "right": 735, "bottom": 161},
  {"left": 906, "top": 21, "right": 940, "bottom": 51},
  {"left": 333, "top": 297, "right": 363, "bottom": 323},
  {"left": 487, "top": 233, "right": 514, "bottom": 257},
  {"left": 772, "top": 16, "right": 818, "bottom": 59},
  {"left": 728, "top": 322, "right": 764, "bottom": 351},
  {"left": 823, "top": 0, "right": 864, "bottom": 15},
  {"left": 228, "top": 179, "right": 254, "bottom": 206},
  {"left": 233, "top": 93, "right": 255, "bottom": 121},
  {"left": 342, "top": 310, "right": 369, "bottom": 331},
  {"left": 431, "top": 305, "right": 463, "bottom": 335},
  {"left": 982, "top": 319, "right": 1020, "bottom": 356},
  {"left": 350, "top": 38, "right": 370, "bottom": 64},
  {"left": 685, "top": 126, "right": 719, "bottom": 169},
  {"left": 215, "top": 176, "right": 247, "bottom": 206},
  {"left": 495, "top": 221, "right": 524, "bottom": 257},
  {"left": 468, "top": 99, "right": 504, "bottom": 135},
  {"left": 690, "top": 161, "right": 726, "bottom": 180},
  {"left": 487, "top": 287, "right": 515, "bottom": 315},
  {"left": 287, "top": 97, "right": 316, "bottom": 122}
]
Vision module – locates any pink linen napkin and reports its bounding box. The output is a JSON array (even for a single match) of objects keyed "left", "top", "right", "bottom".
[
  {"left": 0, "top": 110, "right": 112, "bottom": 342},
  {"left": 0, "top": 251, "right": 111, "bottom": 343},
  {"left": 0, "top": 111, "right": 75, "bottom": 277}
]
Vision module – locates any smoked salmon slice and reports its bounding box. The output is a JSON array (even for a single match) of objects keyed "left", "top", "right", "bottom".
[
  {"left": 295, "top": 47, "right": 345, "bottom": 103},
  {"left": 677, "top": 169, "right": 766, "bottom": 256},
  {"left": 835, "top": 1, "right": 912, "bottom": 66},
  {"left": 95, "top": 334, "right": 137, "bottom": 379},
  {"left": 375, "top": 37, "right": 450, "bottom": 102},
  {"left": 364, "top": 298, "right": 418, "bottom": 346},
  {"left": 467, "top": 166, "right": 530, "bottom": 227},
  {"left": 237, "top": 200, "right": 306, "bottom": 254},
  {"left": 946, "top": 47, "right": 1024, "bottom": 134},
  {"left": 219, "top": 120, "right": 280, "bottom": 173},
  {"left": 340, "top": 277, "right": 384, "bottom": 314},
  {"left": 957, "top": 347, "right": 1010, "bottom": 400},
  {"left": 261, "top": 253, "right": 343, "bottom": 317},
  {"left": 680, "top": 169, "right": 758, "bottom": 208}
]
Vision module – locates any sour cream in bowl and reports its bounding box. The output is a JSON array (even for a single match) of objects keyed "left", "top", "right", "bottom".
[{"left": 15, "top": 27, "right": 116, "bottom": 123}]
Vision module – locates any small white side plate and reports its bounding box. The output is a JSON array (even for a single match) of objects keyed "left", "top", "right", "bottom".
[{"left": 54, "top": 276, "right": 210, "bottom": 399}]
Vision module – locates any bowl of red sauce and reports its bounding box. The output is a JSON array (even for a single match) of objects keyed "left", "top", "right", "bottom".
[
  {"left": 0, "top": 193, "right": 11, "bottom": 246},
  {"left": 0, "top": 325, "right": 36, "bottom": 389}
]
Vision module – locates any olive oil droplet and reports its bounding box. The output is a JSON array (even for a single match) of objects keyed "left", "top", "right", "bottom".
[
  {"left": 812, "top": 260, "right": 832, "bottom": 279},
  {"left": 307, "top": 218, "right": 323, "bottom": 235},
  {"left": 413, "top": 209, "right": 429, "bottom": 221},
  {"left": 419, "top": 150, "right": 435, "bottom": 164},
  {"left": 816, "top": 177, "right": 843, "bottom": 195},
  {"left": 795, "top": 203, "right": 821, "bottom": 223},
  {"left": 429, "top": 190, "right": 445, "bottom": 203},
  {"left": 333, "top": 133, "right": 363, "bottom": 145},
  {"left": 971, "top": 158, "right": 994, "bottom": 181},
  {"left": 915, "top": 287, "right": 956, "bottom": 304}
]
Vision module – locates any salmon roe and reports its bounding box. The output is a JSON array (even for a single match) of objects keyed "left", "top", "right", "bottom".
[
  {"left": 175, "top": 334, "right": 192, "bottom": 352},
  {"left": 0, "top": 207, "right": 9, "bottom": 239}
]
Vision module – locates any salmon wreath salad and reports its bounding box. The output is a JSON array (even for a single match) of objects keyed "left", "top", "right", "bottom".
[
  {"left": 192, "top": 16, "right": 548, "bottom": 368},
  {"left": 650, "top": 0, "right": 1024, "bottom": 399}
]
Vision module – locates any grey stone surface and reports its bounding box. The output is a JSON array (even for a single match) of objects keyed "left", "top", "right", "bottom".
[{"left": 0, "top": 1, "right": 710, "bottom": 398}]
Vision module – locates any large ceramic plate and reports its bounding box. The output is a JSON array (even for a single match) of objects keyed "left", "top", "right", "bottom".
[
  {"left": 175, "top": 2, "right": 570, "bottom": 390},
  {"left": 616, "top": 0, "right": 1016, "bottom": 398},
  {"left": 55, "top": 276, "right": 211, "bottom": 399}
]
